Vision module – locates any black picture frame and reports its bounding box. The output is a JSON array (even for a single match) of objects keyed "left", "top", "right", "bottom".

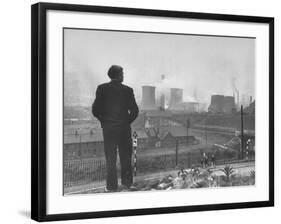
[{"left": 31, "top": 2, "right": 274, "bottom": 222}]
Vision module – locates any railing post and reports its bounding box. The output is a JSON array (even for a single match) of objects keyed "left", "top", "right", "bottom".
[
  {"left": 132, "top": 131, "right": 138, "bottom": 177},
  {"left": 188, "top": 152, "right": 191, "bottom": 168}
]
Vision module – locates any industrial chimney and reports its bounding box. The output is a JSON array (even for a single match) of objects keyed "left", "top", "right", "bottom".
[
  {"left": 141, "top": 86, "right": 157, "bottom": 110},
  {"left": 169, "top": 88, "right": 183, "bottom": 109}
]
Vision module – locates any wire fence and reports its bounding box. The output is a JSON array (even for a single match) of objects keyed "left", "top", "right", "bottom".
[
  {"left": 63, "top": 150, "right": 255, "bottom": 188},
  {"left": 64, "top": 158, "right": 107, "bottom": 187}
]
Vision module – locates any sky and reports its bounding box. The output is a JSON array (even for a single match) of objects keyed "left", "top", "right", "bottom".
[{"left": 64, "top": 28, "right": 255, "bottom": 107}]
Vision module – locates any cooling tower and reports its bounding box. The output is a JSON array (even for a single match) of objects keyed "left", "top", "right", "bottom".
[
  {"left": 208, "top": 95, "right": 224, "bottom": 113},
  {"left": 223, "top": 96, "right": 236, "bottom": 114},
  {"left": 169, "top": 88, "right": 183, "bottom": 109},
  {"left": 141, "top": 86, "right": 156, "bottom": 110}
]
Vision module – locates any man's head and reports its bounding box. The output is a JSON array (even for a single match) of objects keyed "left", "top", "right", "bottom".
[{"left": 108, "top": 65, "right": 124, "bottom": 82}]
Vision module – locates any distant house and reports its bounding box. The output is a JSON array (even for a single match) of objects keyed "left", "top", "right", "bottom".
[
  {"left": 63, "top": 129, "right": 150, "bottom": 160},
  {"left": 161, "top": 127, "right": 197, "bottom": 147},
  {"left": 168, "top": 127, "right": 197, "bottom": 145},
  {"left": 159, "top": 132, "right": 175, "bottom": 148},
  {"left": 63, "top": 132, "right": 104, "bottom": 160},
  {"left": 144, "top": 126, "right": 198, "bottom": 148},
  {"left": 63, "top": 126, "right": 198, "bottom": 161}
]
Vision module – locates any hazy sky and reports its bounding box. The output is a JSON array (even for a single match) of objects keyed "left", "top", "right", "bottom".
[{"left": 64, "top": 28, "right": 255, "bottom": 106}]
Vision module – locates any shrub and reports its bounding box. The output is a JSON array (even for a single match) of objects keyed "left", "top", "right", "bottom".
[{"left": 220, "top": 165, "right": 235, "bottom": 182}]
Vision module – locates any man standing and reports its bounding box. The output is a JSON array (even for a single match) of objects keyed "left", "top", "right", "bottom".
[
  {"left": 92, "top": 65, "right": 139, "bottom": 192},
  {"left": 211, "top": 154, "right": 216, "bottom": 168}
]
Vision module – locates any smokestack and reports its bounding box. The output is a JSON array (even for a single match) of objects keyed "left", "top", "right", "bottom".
[
  {"left": 141, "top": 86, "right": 157, "bottom": 110},
  {"left": 237, "top": 91, "right": 240, "bottom": 109},
  {"left": 250, "top": 96, "right": 252, "bottom": 104},
  {"left": 231, "top": 76, "right": 240, "bottom": 109},
  {"left": 193, "top": 88, "right": 197, "bottom": 101},
  {"left": 169, "top": 88, "right": 183, "bottom": 109}
]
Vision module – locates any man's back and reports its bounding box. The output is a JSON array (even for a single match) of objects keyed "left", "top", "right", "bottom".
[{"left": 92, "top": 80, "right": 139, "bottom": 129}]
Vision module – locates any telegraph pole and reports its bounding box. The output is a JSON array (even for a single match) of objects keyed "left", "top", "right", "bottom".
[
  {"left": 240, "top": 105, "right": 244, "bottom": 159},
  {"left": 186, "top": 118, "right": 190, "bottom": 145},
  {"left": 77, "top": 128, "right": 82, "bottom": 160},
  {"left": 205, "top": 115, "right": 208, "bottom": 149},
  {"left": 175, "top": 139, "right": 179, "bottom": 167},
  {"left": 205, "top": 126, "right": 208, "bottom": 148}
]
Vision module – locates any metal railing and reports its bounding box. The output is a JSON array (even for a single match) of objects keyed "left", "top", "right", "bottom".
[{"left": 63, "top": 151, "right": 255, "bottom": 188}]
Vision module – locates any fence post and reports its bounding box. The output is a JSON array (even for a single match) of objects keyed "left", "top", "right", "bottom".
[
  {"left": 164, "top": 154, "right": 167, "bottom": 171},
  {"left": 93, "top": 160, "right": 96, "bottom": 181},
  {"left": 188, "top": 152, "right": 191, "bottom": 168},
  {"left": 102, "top": 160, "right": 106, "bottom": 179}
]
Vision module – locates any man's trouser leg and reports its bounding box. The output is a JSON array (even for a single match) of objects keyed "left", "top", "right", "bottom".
[
  {"left": 118, "top": 128, "right": 133, "bottom": 187},
  {"left": 103, "top": 129, "right": 118, "bottom": 191}
]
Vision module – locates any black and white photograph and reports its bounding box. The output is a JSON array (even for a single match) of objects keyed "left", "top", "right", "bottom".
[
  {"left": 63, "top": 28, "right": 256, "bottom": 195},
  {"left": 0, "top": 0, "right": 279, "bottom": 223},
  {"left": 30, "top": 2, "right": 274, "bottom": 222}
]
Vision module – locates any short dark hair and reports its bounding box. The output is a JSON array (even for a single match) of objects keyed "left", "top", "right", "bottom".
[{"left": 107, "top": 65, "right": 123, "bottom": 79}]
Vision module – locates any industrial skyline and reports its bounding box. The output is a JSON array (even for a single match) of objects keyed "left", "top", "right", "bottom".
[
  {"left": 64, "top": 28, "right": 255, "bottom": 109},
  {"left": 63, "top": 29, "right": 256, "bottom": 194}
]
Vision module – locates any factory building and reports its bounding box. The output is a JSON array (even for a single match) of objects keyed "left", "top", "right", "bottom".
[
  {"left": 223, "top": 96, "right": 236, "bottom": 113},
  {"left": 244, "top": 100, "right": 255, "bottom": 114},
  {"left": 208, "top": 95, "right": 236, "bottom": 114},
  {"left": 181, "top": 102, "right": 199, "bottom": 113}
]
